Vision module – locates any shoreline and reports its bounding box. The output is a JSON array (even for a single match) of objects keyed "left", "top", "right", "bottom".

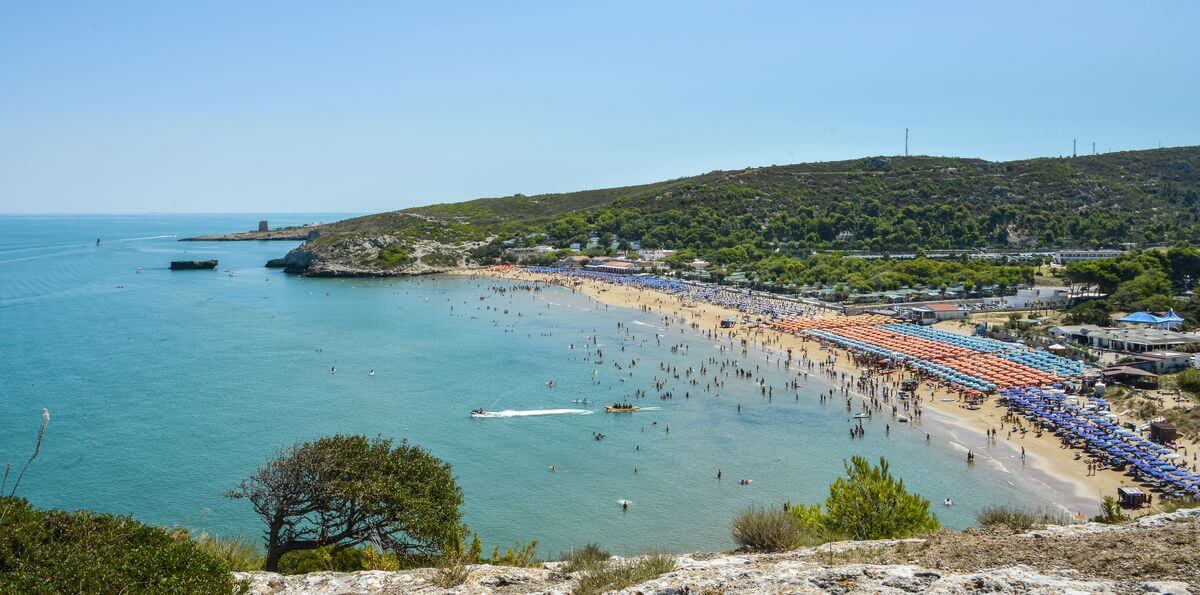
[{"left": 451, "top": 267, "right": 1133, "bottom": 518}]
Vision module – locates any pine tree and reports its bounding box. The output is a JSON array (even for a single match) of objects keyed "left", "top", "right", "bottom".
[{"left": 820, "top": 456, "right": 940, "bottom": 540}]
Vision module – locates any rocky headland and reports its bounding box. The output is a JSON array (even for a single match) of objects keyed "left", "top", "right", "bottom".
[
  {"left": 266, "top": 233, "right": 484, "bottom": 277},
  {"left": 182, "top": 226, "right": 323, "bottom": 242},
  {"left": 237, "top": 508, "right": 1199, "bottom": 594}
]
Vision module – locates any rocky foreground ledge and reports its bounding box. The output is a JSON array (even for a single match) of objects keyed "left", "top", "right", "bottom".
[{"left": 236, "top": 509, "right": 1199, "bottom": 594}]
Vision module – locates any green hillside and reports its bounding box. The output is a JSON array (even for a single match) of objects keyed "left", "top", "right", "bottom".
[{"left": 316, "top": 147, "right": 1199, "bottom": 255}]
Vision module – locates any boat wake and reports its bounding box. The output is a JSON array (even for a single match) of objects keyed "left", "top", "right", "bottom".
[{"left": 472, "top": 408, "right": 593, "bottom": 418}]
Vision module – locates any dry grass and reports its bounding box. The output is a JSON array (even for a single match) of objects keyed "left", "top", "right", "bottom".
[
  {"left": 431, "top": 558, "right": 470, "bottom": 588},
  {"left": 559, "top": 543, "right": 611, "bottom": 574},
  {"left": 573, "top": 553, "right": 675, "bottom": 595},
  {"left": 840, "top": 521, "right": 1200, "bottom": 586},
  {"left": 976, "top": 505, "right": 1070, "bottom": 533},
  {"left": 731, "top": 505, "right": 805, "bottom": 552}
]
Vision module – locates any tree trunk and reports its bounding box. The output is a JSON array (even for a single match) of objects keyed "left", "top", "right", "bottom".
[
  {"left": 265, "top": 546, "right": 285, "bottom": 572},
  {"left": 265, "top": 521, "right": 284, "bottom": 571}
]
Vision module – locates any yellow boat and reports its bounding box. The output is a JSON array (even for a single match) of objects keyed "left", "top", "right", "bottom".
[{"left": 605, "top": 404, "right": 640, "bottom": 412}]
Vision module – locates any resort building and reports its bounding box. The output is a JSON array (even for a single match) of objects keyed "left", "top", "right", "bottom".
[
  {"left": 558, "top": 255, "right": 591, "bottom": 268},
  {"left": 584, "top": 260, "right": 641, "bottom": 274},
  {"left": 912, "top": 303, "right": 970, "bottom": 325},
  {"left": 505, "top": 245, "right": 556, "bottom": 256},
  {"left": 1050, "top": 325, "right": 1200, "bottom": 353},
  {"left": 639, "top": 249, "right": 676, "bottom": 261},
  {"left": 1131, "top": 350, "right": 1197, "bottom": 374},
  {"left": 1001, "top": 286, "right": 1071, "bottom": 308},
  {"left": 1051, "top": 249, "right": 1122, "bottom": 264}
]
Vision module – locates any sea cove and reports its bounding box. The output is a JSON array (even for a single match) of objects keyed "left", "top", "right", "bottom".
[{"left": 0, "top": 214, "right": 1084, "bottom": 556}]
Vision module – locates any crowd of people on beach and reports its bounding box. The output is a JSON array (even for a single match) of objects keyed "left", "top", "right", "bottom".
[
  {"left": 469, "top": 265, "right": 1200, "bottom": 514},
  {"left": 524, "top": 266, "right": 826, "bottom": 320}
]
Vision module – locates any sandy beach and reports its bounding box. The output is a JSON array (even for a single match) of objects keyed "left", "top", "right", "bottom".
[{"left": 455, "top": 267, "right": 1141, "bottom": 518}]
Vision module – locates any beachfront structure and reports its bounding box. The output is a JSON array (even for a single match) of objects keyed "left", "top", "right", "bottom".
[
  {"left": 584, "top": 260, "right": 641, "bottom": 274},
  {"left": 1116, "top": 310, "right": 1186, "bottom": 331},
  {"left": 1131, "top": 350, "right": 1196, "bottom": 374},
  {"left": 1051, "top": 249, "right": 1122, "bottom": 264},
  {"left": 639, "top": 249, "right": 676, "bottom": 261},
  {"left": 912, "top": 303, "right": 970, "bottom": 325},
  {"left": 506, "top": 245, "right": 556, "bottom": 256},
  {"left": 1001, "top": 286, "right": 1072, "bottom": 308},
  {"left": 1050, "top": 325, "right": 1200, "bottom": 353}
]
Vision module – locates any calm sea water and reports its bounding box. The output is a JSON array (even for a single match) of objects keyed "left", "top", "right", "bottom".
[{"left": 1, "top": 214, "right": 1079, "bottom": 556}]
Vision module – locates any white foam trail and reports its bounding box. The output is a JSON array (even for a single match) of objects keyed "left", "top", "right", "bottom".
[
  {"left": 472, "top": 408, "right": 593, "bottom": 418},
  {"left": 631, "top": 320, "right": 653, "bottom": 327},
  {"left": 637, "top": 406, "right": 664, "bottom": 411},
  {"left": 112, "top": 235, "right": 176, "bottom": 242}
]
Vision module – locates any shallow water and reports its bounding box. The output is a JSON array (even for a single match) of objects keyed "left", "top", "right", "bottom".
[{"left": 1, "top": 214, "right": 1076, "bottom": 556}]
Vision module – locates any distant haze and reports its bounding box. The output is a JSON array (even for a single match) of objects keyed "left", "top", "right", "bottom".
[{"left": 1, "top": 1, "right": 1196, "bottom": 214}]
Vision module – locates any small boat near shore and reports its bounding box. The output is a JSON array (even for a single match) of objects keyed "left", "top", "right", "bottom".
[{"left": 605, "top": 403, "right": 640, "bottom": 413}]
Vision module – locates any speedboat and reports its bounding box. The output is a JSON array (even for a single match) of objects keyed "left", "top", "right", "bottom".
[
  {"left": 573, "top": 399, "right": 591, "bottom": 404},
  {"left": 853, "top": 413, "right": 871, "bottom": 419},
  {"left": 470, "top": 408, "right": 487, "bottom": 418},
  {"left": 605, "top": 404, "right": 640, "bottom": 412}
]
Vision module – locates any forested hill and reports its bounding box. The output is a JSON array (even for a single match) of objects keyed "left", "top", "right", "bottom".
[
  {"left": 322, "top": 146, "right": 1199, "bottom": 253},
  {"left": 273, "top": 146, "right": 1200, "bottom": 276}
]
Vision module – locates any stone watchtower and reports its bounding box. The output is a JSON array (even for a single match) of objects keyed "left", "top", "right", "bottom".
[{"left": 258, "top": 220, "right": 269, "bottom": 232}]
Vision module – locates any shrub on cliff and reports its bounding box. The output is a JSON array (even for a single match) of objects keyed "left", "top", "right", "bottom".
[
  {"left": 573, "top": 553, "right": 675, "bottom": 595},
  {"left": 733, "top": 457, "right": 939, "bottom": 552},
  {"left": 731, "top": 505, "right": 805, "bottom": 552},
  {"left": 228, "top": 434, "right": 463, "bottom": 571},
  {"left": 976, "top": 505, "right": 1068, "bottom": 532},
  {"left": 0, "top": 497, "right": 234, "bottom": 593},
  {"left": 820, "top": 457, "right": 940, "bottom": 540}
]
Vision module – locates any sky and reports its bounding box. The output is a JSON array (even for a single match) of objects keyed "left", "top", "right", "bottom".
[{"left": 1, "top": 1, "right": 1197, "bottom": 214}]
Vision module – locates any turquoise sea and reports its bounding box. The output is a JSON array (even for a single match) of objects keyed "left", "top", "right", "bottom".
[{"left": 0, "top": 214, "right": 1085, "bottom": 556}]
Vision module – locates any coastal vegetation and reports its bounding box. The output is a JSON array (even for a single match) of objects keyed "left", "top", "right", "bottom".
[
  {"left": 558, "top": 542, "right": 612, "bottom": 574},
  {"left": 733, "top": 456, "right": 939, "bottom": 552},
  {"left": 572, "top": 552, "right": 676, "bottom": 595},
  {"left": 269, "top": 147, "right": 1200, "bottom": 279},
  {"left": 975, "top": 505, "right": 1069, "bottom": 532},
  {"left": 415, "top": 148, "right": 1200, "bottom": 252},
  {"left": 0, "top": 497, "right": 236, "bottom": 594},
  {"left": 741, "top": 252, "right": 1033, "bottom": 293},
  {"left": 1060, "top": 244, "right": 1200, "bottom": 326},
  {"left": 227, "top": 434, "right": 463, "bottom": 571}
]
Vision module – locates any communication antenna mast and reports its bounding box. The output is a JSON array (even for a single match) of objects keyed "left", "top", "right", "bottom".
[
  {"left": 1073, "top": 139, "right": 1077, "bottom": 158},
  {"left": 905, "top": 128, "right": 909, "bottom": 156},
  {"left": 1092, "top": 142, "right": 1096, "bottom": 155}
]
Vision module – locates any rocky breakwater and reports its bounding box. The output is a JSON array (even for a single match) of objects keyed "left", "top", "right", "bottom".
[
  {"left": 169, "top": 259, "right": 218, "bottom": 270},
  {"left": 236, "top": 508, "right": 1200, "bottom": 594},
  {"left": 268, "top": 233, "right": 486, "bottom": 277}
]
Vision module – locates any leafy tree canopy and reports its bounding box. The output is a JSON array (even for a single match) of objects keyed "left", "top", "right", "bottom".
[{"left": 229, "top": 435, "right": 463, "bottom": 571}]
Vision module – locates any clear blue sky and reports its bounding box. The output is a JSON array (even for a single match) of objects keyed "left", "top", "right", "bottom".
[{"left": 1, "top": 1, "right": 1196, "bottom": 213}]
